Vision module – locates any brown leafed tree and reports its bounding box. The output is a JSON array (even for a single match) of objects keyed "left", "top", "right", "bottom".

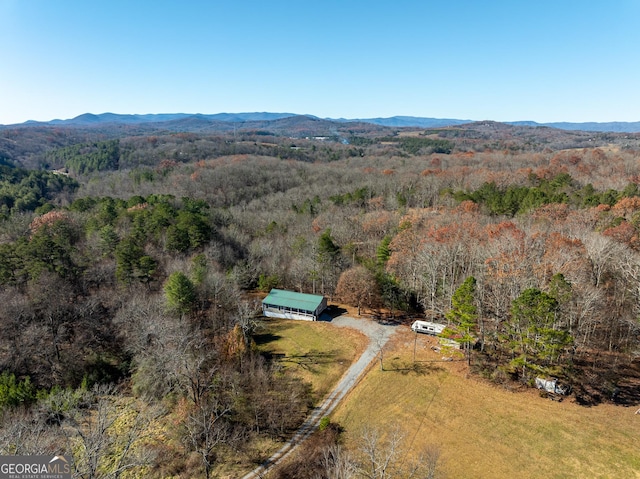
[{"left": 335, "top": 266, "right": 381, "bottom": 315}]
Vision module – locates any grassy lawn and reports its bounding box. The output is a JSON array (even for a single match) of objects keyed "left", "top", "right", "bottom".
[
  {"left": 254, "top": 317, "right": 368, "bottom": 402},
  {"left": 331, "top": 327, "right": 640, "bottom": 479}
]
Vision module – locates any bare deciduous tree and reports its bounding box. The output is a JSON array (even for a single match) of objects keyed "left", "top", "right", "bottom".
[
  {"left": 317, "top": 444, "right": 357, "bottom": 479},
  {"left": 181, "top": 393, "right": 241, "bottom": 479},
  {"left": 0, "top": 407, "right": 64, "bottom": 456},
  {"left": 354, "top": 426, "right": 443, "bottom": 479},
  {"left": 62, "top": 385, "right": 159, "bottom": 479},
  {"left": 357, "top": 426, "right": 404, "bottom": 479}
]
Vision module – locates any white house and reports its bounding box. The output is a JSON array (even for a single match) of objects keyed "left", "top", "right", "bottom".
[{"left": 262, "top": 289, "right": 327, "bottom": 321}]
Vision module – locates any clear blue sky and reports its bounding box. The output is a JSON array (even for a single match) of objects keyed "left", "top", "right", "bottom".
[{"left": 1, "top": 0, "right": 639, "bottom": 125}]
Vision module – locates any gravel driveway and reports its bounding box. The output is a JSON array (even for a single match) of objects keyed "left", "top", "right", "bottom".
[{"left": 326, "top": 315, "right": 397, "bottom": 409}]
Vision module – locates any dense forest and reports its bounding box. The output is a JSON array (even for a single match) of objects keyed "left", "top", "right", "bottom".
[{"left": 0, "top": 117, "right": 639, "bottom": 477}]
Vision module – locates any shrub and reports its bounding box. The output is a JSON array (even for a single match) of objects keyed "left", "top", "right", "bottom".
[{"left": 0, "top": 373, "right": 37, "bottom": 410}]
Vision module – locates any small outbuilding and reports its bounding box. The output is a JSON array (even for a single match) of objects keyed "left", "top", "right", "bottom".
[{"left": 262, "top": 289, "right": 327, "bottom": 321}]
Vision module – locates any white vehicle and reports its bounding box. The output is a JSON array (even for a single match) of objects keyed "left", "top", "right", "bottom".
[
  {"left": 411, "top": 320, "right": 446, "bottom": 336},
  {"left": 535, "top": 377, "right": 571, "bottom": 396}
]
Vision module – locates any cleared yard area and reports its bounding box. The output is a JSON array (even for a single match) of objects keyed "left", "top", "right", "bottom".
[
  {"left": 254, "top": 317, "right": 368, "bottom": 402},
  {"left": 331, "top": 326, "right": 640, "bottom": 479}
]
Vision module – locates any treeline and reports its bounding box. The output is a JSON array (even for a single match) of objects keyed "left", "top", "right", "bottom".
[
  {"left": 44, "top": 139, "right": 120, "bottom": 174},
  {"left": 0, "top": 164, "right": 77, "bottom": 217},
  {"left": 377, "top": 136, "right": 454, "bottom": 154},
  {"left": 110, "top": 134, "right": 368, "bottom": 170},
  {"left": 452, "top": 172, "right": 639, "bottom": 216},
  {"left": 0, "top": 194, "right": 242, "bottom": 288}
]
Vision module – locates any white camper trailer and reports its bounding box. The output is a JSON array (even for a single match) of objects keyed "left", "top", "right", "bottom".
[{"left": 411, "top": 320, "right": 446, "bottom": 336}]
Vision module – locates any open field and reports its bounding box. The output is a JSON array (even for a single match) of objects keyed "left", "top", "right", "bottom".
[{"left": 331, "top": 325, "right": 640, "bottom": 479}]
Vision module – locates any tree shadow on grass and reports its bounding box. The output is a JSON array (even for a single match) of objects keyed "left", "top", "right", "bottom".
[
  {"left": 252, "top": 332, "right": 282, "bottom": 347},
  {"left": 257, "top": 345, "right": 341, "bottom": 374},
  {"left": 385, "top": 359, "right": 446, "bottom": 376},
  {"left": 570, "top": 354, "right": 640, "bottom": 407},
  {"left": 281, "top": 349, "right": 341, "bottom": 372},
  {"left": 253, "top": 318, "right": 298, "bottom": 346}
]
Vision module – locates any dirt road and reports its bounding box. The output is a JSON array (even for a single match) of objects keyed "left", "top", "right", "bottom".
[{"left": 240, "top": 315, "right": 397, "bottom": 478}]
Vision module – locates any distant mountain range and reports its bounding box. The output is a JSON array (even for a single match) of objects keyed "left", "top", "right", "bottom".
[
  {"left": 8, "top": 112, "right": 640, "bottom": 133},
  {"left": 356, "top": 117, "right": 640, "bottom": 133},
  {"left": 24, "top": 112, "right": 297, "bottom": 126}
]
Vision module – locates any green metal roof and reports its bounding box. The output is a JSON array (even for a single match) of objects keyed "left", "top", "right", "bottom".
[{"left": 262, "top": 289, "right": 325, "bottom": 311}]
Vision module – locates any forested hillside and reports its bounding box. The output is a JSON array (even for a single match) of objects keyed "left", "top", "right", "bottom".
[{"left": 0, "top": 118, "right": 639, "bottom": 477}]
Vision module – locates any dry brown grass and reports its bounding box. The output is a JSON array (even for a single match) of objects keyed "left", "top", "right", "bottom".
[{"left": 331, "top": 326, "right": 640, "bottom": 479}]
